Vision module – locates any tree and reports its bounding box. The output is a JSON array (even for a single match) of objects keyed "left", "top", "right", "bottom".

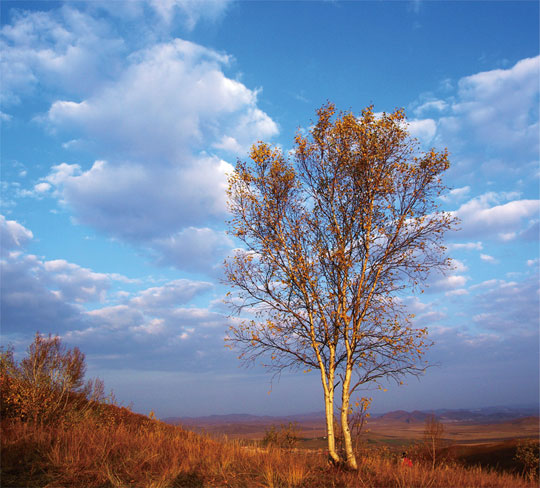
[
  {"left": 423, "top": 414, "right": 445, "bottom": 469},
  {"left": 224, "top": 103, "right": 457, "bottom": 469}
]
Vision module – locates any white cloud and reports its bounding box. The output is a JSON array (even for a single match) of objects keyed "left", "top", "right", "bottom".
[
  {"left": 480, "top": 254, "right": 498, "bottom": 264},
  {"left": 450, "top": 258, "right": 468, "bottom": 273},
  {"left": 413, "top": 99, "right": 448, "bottom": 116},
  {"left": 0, "top": 215, "right": 33, "bottom": 250},
  {"left": 4, "top": 7, "right": 276, "bottom": 277},
  {"left": 34, "top": 182, "right": 51, "bottom": 193},
  {"left": 440, "top": 186, "right": 470, "bottom": 203},
  {"left": 441, "top": 56, "right": 539, "bottom": 156},
  {"left": 46, "top": 39, "right": 277, "bottom": 160},
  {"left": 407, "top": 118, "right": 437, "bottom": 144},
  {"left": 42, "top": 259, "right": 135, "bottom": 303},
  {"left": 448, "top": 241, "right": 483, "bottom": 251},
  {"left": 148, "top": 0, "right": 231, "bottom": 28},
  {"left": 0, "top": 8, "right": 125, "bottom": 106},
  {"left": 431, "top": 274, "right": 468, "bottom": 291},
  {"left": 45, "top": 157, "right": 232, "bottom": 242},
  {"left": 130, "top": 279, "right": 213, "bottom": 309},
  {"left": 453, "top": 192, "right": 539, "bottom": 240},
  {"left": 43, "top": 259, "right": 111, "bottom": 303},
  {"left": 151, "top": 227, "right": 234, "bottom": 274},
  {"left": 445, "top": 288, "right": 468, "bottom": 297},
  {"left": 38, "top": 37, "right": 276, "bottom": 275},
  {"left": 87, "top": 305, "right": 145, "bottom": 331},
  {"left": 1, "top": 239, "right": 231, "bottom": 373}
]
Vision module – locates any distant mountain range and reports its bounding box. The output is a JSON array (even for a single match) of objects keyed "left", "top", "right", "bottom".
[
  {"left": 164, "top": 411, "right": 325, "bottom": 426},
  {"left": 163, "top": 405, "right": 539, "bottom": 427},
  {"left": 372, "top": 406, "right": 539, "bottom": 424}
]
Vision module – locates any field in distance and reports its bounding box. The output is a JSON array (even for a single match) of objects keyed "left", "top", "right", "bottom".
[{"left": 164, "top": 405, "right": 539, "bottom": 446}]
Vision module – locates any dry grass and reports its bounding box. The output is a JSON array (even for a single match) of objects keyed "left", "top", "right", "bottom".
[{"left": 1, "top": 416, "right": 537, "bottom": 488}]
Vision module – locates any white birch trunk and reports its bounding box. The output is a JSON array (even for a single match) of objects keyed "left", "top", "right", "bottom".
[{"left": 340, "top": 365, "right": 358, "bottom": 470}]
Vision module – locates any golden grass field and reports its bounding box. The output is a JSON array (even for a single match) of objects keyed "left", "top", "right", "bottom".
[
  {"left": 2, "top": 413, "right": 539, "bottom": 488},
  {"left": 3, "top": 335, "right": 538, "bottom": 486}
]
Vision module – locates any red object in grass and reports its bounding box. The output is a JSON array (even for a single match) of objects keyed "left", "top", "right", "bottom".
[{"left": 402, "top": 457, "right": 413, "bottom": 467}]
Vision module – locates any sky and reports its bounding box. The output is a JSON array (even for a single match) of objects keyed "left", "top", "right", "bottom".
[{"left": 1, "top": 0, "right": 539, "bottom": 418}]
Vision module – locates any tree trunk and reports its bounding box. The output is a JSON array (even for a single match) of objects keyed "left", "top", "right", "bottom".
[
  {"left": 340, "top": 366, "right": 358, "bottom": 470},
  {"left": 324, "top": 385, "right": 341, "bottom": 465}
]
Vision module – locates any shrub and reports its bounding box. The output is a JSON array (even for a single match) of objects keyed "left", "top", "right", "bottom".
[
  {"left": 514, "top": 439, "right": 539, "bottom": 480},
  {"left": 1, "top": 332, "right": 105, "bottom": 425},
  {"left": 262, "top": 422, "right": 300, "bottom": 448}
]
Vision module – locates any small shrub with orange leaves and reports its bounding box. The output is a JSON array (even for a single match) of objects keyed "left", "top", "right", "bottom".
[{"left": 1, "top": 332, "right": 107, "bottom": 425}]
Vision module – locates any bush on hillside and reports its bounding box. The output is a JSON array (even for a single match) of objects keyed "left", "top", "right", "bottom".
[
  {"left": 1, "top": 333, "right": 107, "bottom": 425},
  {"left": 262, "top": 422, "right": 300, "bottom": 448},
  {"left": 515, "top": 439, "right": 539, "bottom": 481}
]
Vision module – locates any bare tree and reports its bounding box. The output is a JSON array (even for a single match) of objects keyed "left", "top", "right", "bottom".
[
  {"left": 350, "top": 396, "right": 372, "bottom": 452},
  {"left": 423, "top": 414, "right": 445, "bottom": 469},
  {"left": 225, "top": 103, "right": 457, "bottom": 469}
]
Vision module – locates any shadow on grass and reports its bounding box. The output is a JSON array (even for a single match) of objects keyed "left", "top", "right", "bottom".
[{"left": 170, "top": 470, "right": 204, "bottom": 488}]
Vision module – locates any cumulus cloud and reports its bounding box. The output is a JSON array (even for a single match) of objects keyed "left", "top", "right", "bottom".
[
  {"left": 1, "top": 234, "right": 230, "bottom": 372},
  {"left": 151, "top": 227, "right": 234, "bottom": 275},
  {"left": 42, "top": 259, "right": 136, "bottom": 303},
  {"left": 3, "top": 6, "right": 277, "bottom": 276},
  {"left": 453, "top": 192, "right": 539, "bottom": 240},
  {"left": 1, "top": 253, "right": 86, "bottom": 335},
  {"left": 407, "top": 118, "right": 437, "bottom": 144},
  {"left": 427, "top": 56, "right": 540, "bottom": 185},
  {"left": 449, "top": 56, "right": 539, "bottom": 154},
  {"left": 130, "top": 279, "right": 213, "bottom": 309},
  {"left": 411, "top": 56, "right": 539, "bottom": 183},
  {"left": 421, "top": 258, "right": 469, "bottom": 294},
  {"left": 1, "top": 252, "right": 136, "bottom": 336},
  {"left": 0, "top": 216, "right": 148, "bottom": 336},
  {"left": 46, "top": 39, "right": 277, "bottom": 160},
  {"left": 413, "top": 99, "right": 448, "bottom": 116},
  {"left": 0, "top": 7, "right": 125, "bottom": 106},
  {"left": 70, "top": 283, "right": 231, "bottom": 371},
  {"left": 445, "top": 288, "right": 468, "bottom": 297},
  {"left": 429, "top": 274, "right": 469, "bottom": 292},
  {"left": 44, "top": 157, "right": 233, "bottom": 241},
  {"left": 440, "top": 186, "right": 470, "bottom": 203},
  {"left": 1, "top": 214, "right": 33, "bottom": 251},
  {"left": 1, "top": 2, "right": 233, "bottom": 108},
  {"left": 32, "top": 36, "right": 277, "bottom": 274}
]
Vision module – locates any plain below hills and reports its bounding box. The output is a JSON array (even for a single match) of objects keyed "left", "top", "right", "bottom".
[{"left": 163, "top": 405, "right": 539, "bottom": 445}]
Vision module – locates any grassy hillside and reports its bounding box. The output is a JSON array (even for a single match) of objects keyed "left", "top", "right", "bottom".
[
  {"left": 1, "top": 335, "right": 537, "bottom": 487},
  {"left": 2, "top": 410, "right": 538, "bottom": 488}
]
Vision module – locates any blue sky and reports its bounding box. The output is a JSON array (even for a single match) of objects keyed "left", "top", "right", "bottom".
[{"left": 1, "top": 0, "right": 538, "bottom": 418}]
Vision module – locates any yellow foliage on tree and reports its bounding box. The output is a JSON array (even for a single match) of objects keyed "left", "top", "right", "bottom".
[{"left": 224, "top": 103, "right": 457, "bottom": 469}]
